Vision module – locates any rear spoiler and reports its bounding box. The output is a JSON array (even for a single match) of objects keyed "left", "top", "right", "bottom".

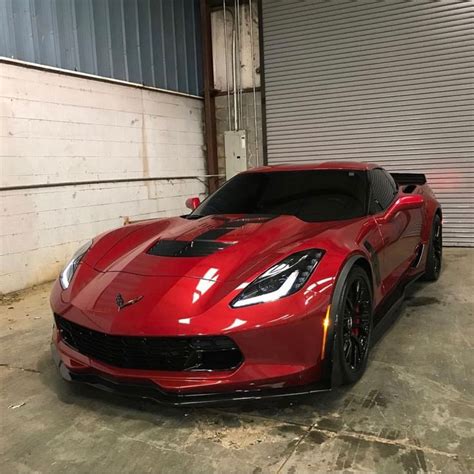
[{"left": 390, "top": 173, "right": 427, "bottom": 186}]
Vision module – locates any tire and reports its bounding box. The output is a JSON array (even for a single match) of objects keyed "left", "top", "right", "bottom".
[
  {"left": 422, "top": 214, "right": 442, "bottom": 282},
  {"left": 334, "top": 266, "right": 373, "bottom": 385}
]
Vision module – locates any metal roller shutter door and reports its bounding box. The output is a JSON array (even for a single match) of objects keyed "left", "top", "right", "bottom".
[{"left": 261, "top": 0, "right": 474, "bottom": 246}]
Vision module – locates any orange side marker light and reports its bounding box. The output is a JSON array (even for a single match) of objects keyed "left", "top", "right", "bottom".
[{"left": 321, "top": 305, "right": 331, "bottom": 360}]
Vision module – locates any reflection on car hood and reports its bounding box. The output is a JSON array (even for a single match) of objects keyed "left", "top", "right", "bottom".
[{"left": 92, "top": 214, "right": 354, "bottom": 282}]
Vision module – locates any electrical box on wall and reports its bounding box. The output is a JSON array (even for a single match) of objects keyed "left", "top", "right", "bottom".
[{"left": 224, "top": 130, "right": 247, "bottom": 180}]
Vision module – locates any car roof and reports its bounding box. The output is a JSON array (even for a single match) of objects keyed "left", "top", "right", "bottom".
[{"left": 246, "top": 161, "right": 379, "bottom": 173}]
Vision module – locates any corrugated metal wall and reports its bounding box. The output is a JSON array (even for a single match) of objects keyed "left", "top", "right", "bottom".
[
  {"left": 0, "top": 0, "right": 203, "bottom": 96},
  {"left": 261, "top": 0, "right": 474, "bottom": 246}
]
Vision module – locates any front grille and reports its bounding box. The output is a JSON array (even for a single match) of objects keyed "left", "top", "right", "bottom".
[{"left": 55, "top": 315, "right": 243, "bottom": 371}]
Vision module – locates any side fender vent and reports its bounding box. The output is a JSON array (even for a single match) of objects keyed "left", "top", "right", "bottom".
[{"left": 411, "top": 244, "right": 425, "bottom": 268}]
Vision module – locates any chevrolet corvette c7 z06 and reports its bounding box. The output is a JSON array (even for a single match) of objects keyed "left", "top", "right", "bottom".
[{"left": 50, "top": 161, "right": 442, "bottom": 405}]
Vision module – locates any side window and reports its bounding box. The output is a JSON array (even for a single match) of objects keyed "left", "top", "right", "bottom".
[
  {"left": 369, "top": 169, "right": 397, "bottom": 213},
  {"left": 383, "top": 170, "right": 398, "bottom": 195}
]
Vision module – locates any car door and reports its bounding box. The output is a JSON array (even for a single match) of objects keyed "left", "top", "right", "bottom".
[{"left": 370, "top": 169, "right": 423, "bottom": 295}]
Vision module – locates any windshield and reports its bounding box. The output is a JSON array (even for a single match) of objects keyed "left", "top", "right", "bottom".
[{"left": 192, "top": 170, "right": 368, "bottom": 222}]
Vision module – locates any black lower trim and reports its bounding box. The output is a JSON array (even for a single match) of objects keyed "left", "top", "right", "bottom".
[
  {"left": 372, "top": 272, "right": 422, "bottom": 339},
  {"left": 51, "top": 344, "right": 330, "bottom": 406}
]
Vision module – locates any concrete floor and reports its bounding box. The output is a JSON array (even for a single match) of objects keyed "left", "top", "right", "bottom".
[{"left": 1, "top": 248, "right": 473, "bottom": 473}]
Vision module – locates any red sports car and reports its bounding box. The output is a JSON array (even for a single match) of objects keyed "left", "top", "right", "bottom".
[{"left": 50, "top": 161, "right": 442, "bottom": 405}]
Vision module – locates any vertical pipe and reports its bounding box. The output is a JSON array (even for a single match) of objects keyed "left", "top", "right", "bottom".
[
  {"left": 104, "top": 0, "right": 114, "bottom": 77},
  {"left": 239, "top": 0, "right": 244, "bottom": 131},
  {"left": 257, "top": 0, "right": 268, "bottom": 165},
  {"left": 160, "top": 0, "right": 168, "bottom": 89},
  {"left": 249, "top": 0, "right": 259, "bottom": 166},
  {"left": 233, "top": 0, "right": 239, "bottom": 130},
  {"left": 89, "top": 0, "right": 99, "bottom": 75},
  {"left": 134, "top": 0, "right": 143, "bottom": 85},
  {"left": 120, "top": 0, "right": 129, "bottom": 82},
  {"left": 223, "top": 0, "right": 231, "bottom": 130},
  {"left": 71, "top": 0, "right": 81, "bottom": 71},
  {"left": 232, "top": 27, "right": 238, "bottom": 131},
  {"left": 199, "top": 0, "right": 219, "bottom": 193},
  {"left": 236, "top": 0, "right": 242, "bottom": 130}
]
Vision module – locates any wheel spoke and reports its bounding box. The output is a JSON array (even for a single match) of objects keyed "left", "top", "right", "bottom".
[
  {"left": 344, "top": 339, "right": 352, "bottom": 361},
  {"left": 341, "top": 276, "right": 372, "bottom": 371},
  {"left": 351, "top": 340, "right": 359, "bottom": 367},
  {"left": 352, "top": 335, "right": 360, "bottom": 349},
  {"left": 432, "top": 223, "right": 443, "bottom": 274}
]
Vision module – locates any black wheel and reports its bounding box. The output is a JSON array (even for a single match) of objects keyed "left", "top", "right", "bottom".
[
  {"left": 335, "top": 267, "right": 373, "bottom": 384},
  {"left": 422, "top": 214, "right": 442, "bottom": 282}
]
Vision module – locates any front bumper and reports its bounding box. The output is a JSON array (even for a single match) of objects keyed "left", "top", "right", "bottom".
[
  {"left": 52, "top": 344, "right": 331, "bottom": 406},
  {"left": 50, "top": 263, "right": 336, "bottom": 404}
]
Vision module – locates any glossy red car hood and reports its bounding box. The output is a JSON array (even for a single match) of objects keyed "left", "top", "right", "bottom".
[{"left": 91, "top": 215, "right": 346, "bottom": 283}]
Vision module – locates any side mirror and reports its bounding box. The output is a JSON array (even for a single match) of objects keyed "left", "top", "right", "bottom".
[
  {"left": 384, "top": 194, "right": 424, "bottom": 222},
  {"left": 185, "top": 197, "right": 201, "bottom": 211}
]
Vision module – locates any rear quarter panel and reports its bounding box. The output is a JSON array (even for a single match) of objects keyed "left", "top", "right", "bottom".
[{"left": 417, "top": 184, "right": 441, "bottom": 243}]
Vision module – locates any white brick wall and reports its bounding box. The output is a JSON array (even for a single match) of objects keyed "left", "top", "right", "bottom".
[{"left": 0, "top": 62, "right": 207, "bottom": 294}]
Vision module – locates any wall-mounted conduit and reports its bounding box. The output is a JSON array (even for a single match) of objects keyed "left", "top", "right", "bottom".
[{"left": 0, "top": 175, "right": 224, "bottom": 193}]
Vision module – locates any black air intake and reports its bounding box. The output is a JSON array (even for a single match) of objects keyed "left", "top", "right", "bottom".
[
  {"left": 147, "top": 239, "right": 231, "bottom": 257},
  {"left": 55, "top": 314, "right": 243, "bottom": 371}
]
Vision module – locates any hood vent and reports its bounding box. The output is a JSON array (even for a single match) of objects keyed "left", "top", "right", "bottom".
[
  {"left": 148, "top": 239, "right": 232, "bottom": 258},
  {"left": 147, "top": 216, "right": 275, "bottom": 258}
]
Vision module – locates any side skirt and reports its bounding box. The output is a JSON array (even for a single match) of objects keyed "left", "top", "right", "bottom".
[{"left": 371, "top": 273, "right": 423, "bottom": 345}]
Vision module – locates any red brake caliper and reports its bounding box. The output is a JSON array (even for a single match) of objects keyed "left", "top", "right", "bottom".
[{"left": 352, "top": 304, "right": 360, "bottom": 336}]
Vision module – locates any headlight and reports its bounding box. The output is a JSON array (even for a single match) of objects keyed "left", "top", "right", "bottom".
[
  {"left": 231, "top": 249, "right": 324, "bottom": 308},
  {"left": 59, "top": 240, "right": 93, "bottom": 289}
]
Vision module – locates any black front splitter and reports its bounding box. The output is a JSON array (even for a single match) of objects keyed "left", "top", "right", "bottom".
[{"left": 52, "top": 345, "right": 331, "bottom": 407}]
